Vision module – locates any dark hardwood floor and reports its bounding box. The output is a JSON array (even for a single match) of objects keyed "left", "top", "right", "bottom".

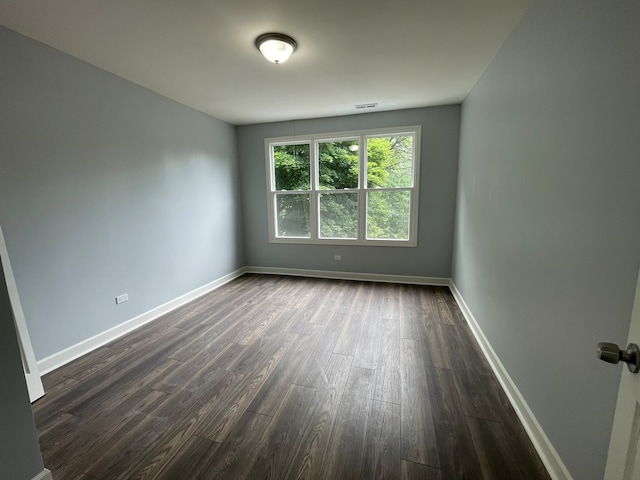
[{"left": 33, "top": 274, "right": 551, "bottom": 479}]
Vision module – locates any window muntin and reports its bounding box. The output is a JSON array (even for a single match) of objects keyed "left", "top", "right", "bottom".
[{"left": 267, "top": 126, "right": 420, "bottom": 246}]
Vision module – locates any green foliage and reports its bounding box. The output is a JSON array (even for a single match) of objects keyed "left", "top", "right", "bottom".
[
  {"left": 365, "top": 135, "right": 413, "bottom": 239},
  {"left": 367, "top": 191, "right": 410, "bottom": 239},
  {"left": 366, "top": 136, "right": 413, "bottom": 188},
  {"left": 273, "top": 144, "right": 311, "bottom": 237},
  {"left": 320, "top": 193, "right": 357, "bottom": 238},
  {"left": 276, "top": 194, "right": 310, "bottom": 237},
  {"left": 318, "top": 141, "right": 359, "bottom": 189},
  {"left": 273, "top": 135, "right": 414, "bottom": 240},
  {"left": 274, "top": 144, "right": 310, "bottom": 190}
]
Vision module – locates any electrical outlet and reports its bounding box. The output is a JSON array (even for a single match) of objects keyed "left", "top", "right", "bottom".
[
  {"left": 115, "top": 293, "right": 129, "bottom": 304},
  {"left": 334, "top": 255, "right": 342, "bottom": 261}
]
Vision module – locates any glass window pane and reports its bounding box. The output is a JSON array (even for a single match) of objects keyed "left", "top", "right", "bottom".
[
  {"left": 367, "top": 191, "right": 410, "bottom": 240},
  {"left": 276, "top": 194, "right": 310, "bottom": 237},
  {"left": 319, "top": 192, "right": 358, "bottom": 239},
  {"left": 318, "top": 140, "right": 359, "bottom": 190},
  {"left": 273, "top": 143, "right": 310, "bottom": 191},
  {"left": 366, "top": 135, "right": 414, "bottom": 188}
]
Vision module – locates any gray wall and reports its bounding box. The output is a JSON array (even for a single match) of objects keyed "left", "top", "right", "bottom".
[
  {"left": 238, "top": 106, "right": 460, "bottom": 278},
  {"left": 452, "top": 1, "right": 640, "bottom": 478},
  {"left": 0, "top": 262, "right": 45, "bottom": 480},
  {"left": 0, "top": 27, "right": 244, "bottom": 360}
]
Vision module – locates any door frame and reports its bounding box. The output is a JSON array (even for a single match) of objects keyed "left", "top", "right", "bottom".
[
  {"left": 605, "top": 262, "right": 640, "bottom": 479},
  {"left": 0, "top": 222, "right": 44, "bottom": 402}
]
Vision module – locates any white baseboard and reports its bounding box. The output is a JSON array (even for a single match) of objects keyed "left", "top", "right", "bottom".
[
  {"left": 32, "top": 469, "right": 52, "bottom": 480},
  {"left": 449, "top": 281, "right": 572, "bottom": 480},
  {"left": 37, "top": 268, "right": 246, "bottom": 375},
  {"left": 245, "top": 266, "right": 450, "bottom": 286}
]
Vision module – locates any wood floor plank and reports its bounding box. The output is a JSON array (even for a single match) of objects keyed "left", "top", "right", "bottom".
[
  {"left": 68, "top": 353, "right": 180, "bottom": 415},
  {"left": 82, "top": 410, "right": 171, "bottom": 479},
  {"left": 108, "top": 371, "right": 246, "bottom": 480},
  {"left": 400, "top": 338, "right": 440, "bottom": 468},
  {"left": 292, "top": 306, "right": 347, "bottom": 388},
  {"left": 320, "top": 366, "right": 375, "bottom": 480},
  {"left": 34, "top": 377, "right": 80, "bottom": 430},
  {"left": 33, "top": 274, "right": 551, "bottom": 480},
  {"left": 162, "top": 274, "right": 264, "bottom": 331},
  {"left": 34, "top": 328, "right": 184, "bottom": 424},
  {"left": 434, "top": 287, "right": 456, "bottom": 325},
  {"left": 399, "top": 284, "right": 424, "bottom": 341},
  {"left": 361, "top": 400, "right": 401, "bottom": 480},
  {"left": 488, "top": 384, "right": 552, "bottom": 479},
  {"left": 447, "top": 326, "right": 507, "bottom": 423},
  {"left": 167, "top": 323, "right": 226, "bottom": 363},
  {"left": 37, "top": 412, "right": 81, "bottom": 464},
  {"left": 279, "top": 277, "right": 328, "bottom": 334},
  {"left": 307, "top": 279, "right": 348, "bottom": 325},
  {"left": 148, "top": 435, "right": 223, "bottom": 480},
  {"left": 154, "top": 410, "right": 274, "bottom": 480},
  {"left": 465, "top": 416, "right": 550, "bottom": 480},
  {"left": 380, "top": 281, "right": 401, "bottom": 319},
  {"left": 247, "top": 384, "right": 316, "bottom": 480},
  {"left": 49, "top": 392, "right": 169, "bottom": 479},
  {"left": 279, "top": 353, "right": 353, "bottom": 479},
  {"left": 424, "top": 321, "right": 453, "bottom": 370},
  {"left": 442, "top": 286, "right": 468, "bottom": 326},
  {"left": 232, "top": 277, "right": 307, "bottom": 345},
  {"left": 231, "top": 327, "right": 295, "bottom": 375},
  {"left": 55, "top": 346, "right": 127, "bottom": 383},
  {"left": 39, "top": 361, "right": 175, "bottom": 468},
  {"left": 156, "top": 343, "right": 245, "bottom": 394},
  {"left": 106, "top": 322, "right": 179, "bottom": 355},
  {"left": 194, "top": 412, "right": 273, "bottom": 480},
  {"left": 427, "top": 366, "right": 483, "bottom": 479},
  {"left": 191, "top": 276, "right": 289, "bottom": 334},
  {"left": 246, "top": 325, "right": 321, "bottom": 416},
  {"left": 372, "top": 319, "right": 402, "bottom": 404},
  {"left": 401, "top": 460, "right": 443, "bottom": 480},
  {"left": 415, "top": 285, "right": 443, "bottom": 326},
  {"left": 197, "top": 333, "right": 297, "bottom": 442},
  {"left": 353, "top": 284, "right": 387, "bottom": 369},
  {"left": 333, "top": 281, "right": 370, "bottom": 356},
  {"left": 247, "top": 352, "right": 352, "bottom": 479}
]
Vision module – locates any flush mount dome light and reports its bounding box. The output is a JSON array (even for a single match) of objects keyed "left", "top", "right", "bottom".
[{"left": 255, "top": 33, "right": 297, "bottom": 64}]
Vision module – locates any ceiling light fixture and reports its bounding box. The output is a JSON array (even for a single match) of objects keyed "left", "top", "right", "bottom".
[{"left": 255, "top": 33, "right": 297, "bottom": 64}]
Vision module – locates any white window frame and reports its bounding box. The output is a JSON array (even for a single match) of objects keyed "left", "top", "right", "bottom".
[{"left": 265, "top": 125, "right": 421, "bottom": 247}]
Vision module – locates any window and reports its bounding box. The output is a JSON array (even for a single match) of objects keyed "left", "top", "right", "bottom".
[{"left": 266, "top": 126, "right": 420, "bottom": 246}]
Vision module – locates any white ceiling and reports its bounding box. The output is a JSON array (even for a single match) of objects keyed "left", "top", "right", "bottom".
[{"left": 0, "top": 0, "right": 531, "bottom": 125}]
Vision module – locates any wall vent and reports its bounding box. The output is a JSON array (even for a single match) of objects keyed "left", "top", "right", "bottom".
[{"left": 354, "top": 103, "right": 378, "bottom": 110}]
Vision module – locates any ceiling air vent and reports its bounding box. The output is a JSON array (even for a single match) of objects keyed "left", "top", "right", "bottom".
[{"left": 354, "top": 103, "right": 378, "bottom": 110}]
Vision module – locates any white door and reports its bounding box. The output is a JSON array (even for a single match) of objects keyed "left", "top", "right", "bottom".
[
  {"left": 605, "top": 264, "right": 640, "bottom": 479},
  {"left": 0, "top": 223, "right": 44, "bottom": 403}
]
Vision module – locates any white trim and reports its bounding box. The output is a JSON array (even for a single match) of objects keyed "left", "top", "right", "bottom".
[
  {"left": 37, "top": 268, "right": 246, "bottom": 375},
  {"left": 266, "top": 125, "right": 421, "bottom": 247},
  {"left": 0, "top": 223, "right": 44, "bottom": 402},
  {"left": 245, "top": 266, "right": 449, "bottom": 286},
  {"left": 31, "top": 469, "right": 52, "bottom": 480},
  {"left": 449, "top": 281, "right": 572, "bottom": 480}
]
